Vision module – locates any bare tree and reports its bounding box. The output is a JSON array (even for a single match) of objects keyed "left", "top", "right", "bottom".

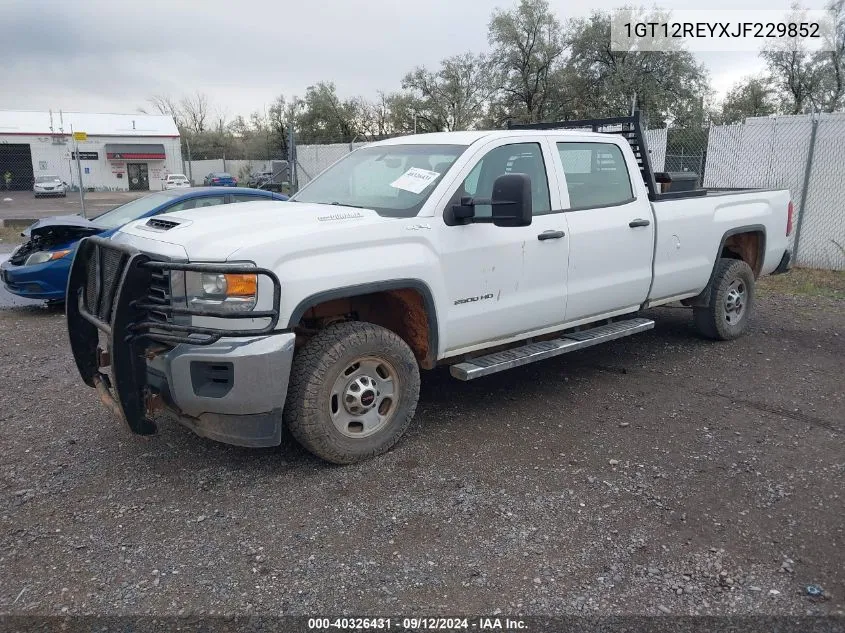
[
  {"left": 181, "top": 91, "right": 210, "bottom": 133},
  {"left": 147, "top": 95, "right": 184, "bottom": 127}
]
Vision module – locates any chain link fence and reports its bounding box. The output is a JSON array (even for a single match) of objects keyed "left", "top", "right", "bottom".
[
  {"left": 290, "top": 140, "right": 367, "bottom": 188},
  {"left": 645, "top": 114, "right": 845, "bottom": 271}
]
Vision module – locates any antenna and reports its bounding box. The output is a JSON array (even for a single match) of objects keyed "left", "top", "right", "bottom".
[
  {"left": 49, "top": 109, "right": 54, "bottom": 133},
  {"left": 59, "top": 110, "right": 65, "bottom": 134}
]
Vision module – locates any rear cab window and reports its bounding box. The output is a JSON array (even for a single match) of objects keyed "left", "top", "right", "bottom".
[
  {"left": 231, "top": 193, "right": 267, "bottom": 203},
  {"left": 557, "top": 142, "right": 634, "bottom": 209}
]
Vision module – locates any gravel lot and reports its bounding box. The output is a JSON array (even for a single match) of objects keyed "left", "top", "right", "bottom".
[{"left": 0, "top": 277, "right": 842, "bottom": 617}]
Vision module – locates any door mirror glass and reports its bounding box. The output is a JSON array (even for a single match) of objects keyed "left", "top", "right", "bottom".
[{"left": 491, "top": 174, "right": 532, "bottom": 227}]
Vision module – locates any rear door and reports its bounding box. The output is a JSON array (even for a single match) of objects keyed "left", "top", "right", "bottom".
[{"left": 548, "top": 137, "right": 654, "bottom": 323}]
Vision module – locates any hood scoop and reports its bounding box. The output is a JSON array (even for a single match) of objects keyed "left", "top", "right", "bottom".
[{"left": 145, "top": 217, "right": 182, "bottom": 231}]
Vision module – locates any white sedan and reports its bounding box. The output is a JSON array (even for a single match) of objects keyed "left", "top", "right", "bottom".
[
  {"left": 33, "top": 175, "right": 67, "bottom": 198},
  {"left": 163, "top": 174, "right": 191, "bottom": 190}
]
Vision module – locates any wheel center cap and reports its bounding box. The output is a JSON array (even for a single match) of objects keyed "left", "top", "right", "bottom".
[{"left": 343, "top": 375, "right": 379, "bottom": 414}]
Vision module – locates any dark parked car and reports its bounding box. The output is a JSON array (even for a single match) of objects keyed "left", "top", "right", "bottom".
[
  {"left": 1, "top": 187, "right": 287, "bottom": 302},
  {"left": 203, "top": 172, "right": 238, "bottom": 187},
  {"left": 247, "top": 171, "right": 273, "bottom": 188}
]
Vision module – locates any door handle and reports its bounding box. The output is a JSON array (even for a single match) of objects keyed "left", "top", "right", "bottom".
[
  {"left": 538, "top": 230, "right": 565, "bottom": 241},
  {"left": 629, "top": 218, "right": 651, "bottom": 228}
]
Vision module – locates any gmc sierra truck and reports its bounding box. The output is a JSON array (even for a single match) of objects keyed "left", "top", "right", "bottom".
[{"left": 66, "top": 113, "right": 793, "bottom": 464}]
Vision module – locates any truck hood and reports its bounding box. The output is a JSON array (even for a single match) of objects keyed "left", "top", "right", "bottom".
[
  {"left": 23, "top": 215, "right": 102, "bottom": 241},
  {"left": 117, "top": 201, "right": 391, "bottom": 260}
]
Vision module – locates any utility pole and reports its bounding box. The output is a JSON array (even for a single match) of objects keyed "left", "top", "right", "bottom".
[
  {"left": 185, "top": 136, "right": 193, "bottom": 184},
  {"left": 71, "top": 124, "right": 86, "bottom": 218}
]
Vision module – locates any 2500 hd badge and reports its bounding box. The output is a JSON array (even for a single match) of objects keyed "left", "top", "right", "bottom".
[{"left": 454, "top": 293, "right": 495, "bottom": 305}]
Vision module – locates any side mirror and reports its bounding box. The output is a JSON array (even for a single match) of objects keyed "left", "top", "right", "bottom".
[
  {"left": 491, "top": 174, "right": 532, "bottom": 227},
  {"left": 451, "top": 196, "right": 475, "bottom": 221}
]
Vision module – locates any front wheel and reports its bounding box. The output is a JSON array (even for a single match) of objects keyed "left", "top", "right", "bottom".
[
  {"left": 285, "top": 321, "right": 421, "bottom": 464},
  {"left": 693, "top": 258, "right": 756, "bottom": 340}
]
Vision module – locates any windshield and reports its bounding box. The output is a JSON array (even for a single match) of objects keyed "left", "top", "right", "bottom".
[
  {"left": 291, "top": 144, "right": 467, "bottom": 218},
  {"left": 168, "top": 175, "right": 187, "bottom": 180},
  {"left": 91, "top": 191, "right": 181, "bottom": 229},
  {"left": 36, "top": 176, "right": 60, "bottom": 183}
]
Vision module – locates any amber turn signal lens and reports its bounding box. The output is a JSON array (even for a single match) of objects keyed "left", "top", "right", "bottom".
[{"left": 224, "top": 273, "right": 257, "bottom": 297}]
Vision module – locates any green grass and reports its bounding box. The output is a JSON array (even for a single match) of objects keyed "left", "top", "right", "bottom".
[{"left": 759, "top": 267, "right": 845, "bottom": 300}]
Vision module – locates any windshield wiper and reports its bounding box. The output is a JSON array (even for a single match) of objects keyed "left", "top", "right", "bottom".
[{"left": 327, "top": 201, "right": 366, "bottom": 209}]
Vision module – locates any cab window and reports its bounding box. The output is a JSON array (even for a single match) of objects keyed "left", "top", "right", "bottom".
[
  {"left": 452, "top": 143, "right": 551, "bottom": 217},
  {"left": 557, "top": 142, "right": 633, "bottom": 209},
  {"left": 231, "top": 193, "right": 266, "bottom": 203},
  {"left": 166, "top": 196, "right": 226, "bottom": 213}
]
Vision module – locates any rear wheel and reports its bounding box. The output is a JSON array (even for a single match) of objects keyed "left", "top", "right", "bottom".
[
  {"left": 693, "top": 258, "right": 755, "bottom": 340},
  {"left": 285, "top": 321, "right": 420, "bottom": 464}
]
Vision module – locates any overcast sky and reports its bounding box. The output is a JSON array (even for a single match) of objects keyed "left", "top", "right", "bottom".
[{"left": 1, "top": 0, "right": 825, "bottom": 119}]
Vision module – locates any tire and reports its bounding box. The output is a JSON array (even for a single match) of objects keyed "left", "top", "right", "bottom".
[
  {"left": 693, "top": 258, "right": 756, "bottom": 341},
  {"left": 285, "top": 321, "right": 421, "bottom": 464}
]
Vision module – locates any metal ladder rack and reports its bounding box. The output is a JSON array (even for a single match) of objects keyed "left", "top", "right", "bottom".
[{"left": 507, "top": 110, "right": 704, "bottom": 201}]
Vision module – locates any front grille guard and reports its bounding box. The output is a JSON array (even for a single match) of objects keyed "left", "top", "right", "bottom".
[
  {"left": 69, "top": 237, "right": 282, "bottom": 346},
  {"left": 127, "top": 260, "right": 281, "bottom": 346},
  {"left": 66, "top": 236, "right": 283, "bottom": 436}
]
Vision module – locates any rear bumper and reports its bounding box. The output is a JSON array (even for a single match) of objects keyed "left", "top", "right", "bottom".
[
  {"left": 149, "top": 333, "right": 296, "bottom": 447},
  {"left": 772, "top": 250, "right": 792, "bottom": 275}
]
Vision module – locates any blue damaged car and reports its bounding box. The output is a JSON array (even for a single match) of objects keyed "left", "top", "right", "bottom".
[{"left": 1, "top": 187, "right": 287, "bottom": 303}]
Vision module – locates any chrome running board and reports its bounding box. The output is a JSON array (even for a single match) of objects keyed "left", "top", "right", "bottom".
[{"left": 450, "top": 318, "right": 655, "bottom": 381}]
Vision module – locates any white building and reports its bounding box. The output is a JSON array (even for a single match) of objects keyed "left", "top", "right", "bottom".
[{"left": 0, "top": 110, "right": 182, "bottom": 192}]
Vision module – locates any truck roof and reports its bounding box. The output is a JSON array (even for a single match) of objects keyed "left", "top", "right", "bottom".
[{"left": 369, "top": 129, "right": 617, "bottom": 147}]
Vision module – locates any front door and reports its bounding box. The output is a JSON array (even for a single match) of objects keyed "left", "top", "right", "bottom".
[
  {"left": 436, "top": 139, "right": 570, "bottom": 354},
  {"left": 548, "top": 138, "right": 655, "bottom": 323},
  {"left": 127, "top": 163, "right": 149, "bottom": 191}
]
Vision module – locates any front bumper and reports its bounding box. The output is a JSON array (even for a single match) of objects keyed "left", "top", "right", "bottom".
[
  {"left": 149, "top": 333, "right": 295, "bottom": 446},
  {"left": 1, "top": 257, "right": 70, "bottom": 300},
  {"left": 66, "top": 236, "right": 290, "bottom": 447}
]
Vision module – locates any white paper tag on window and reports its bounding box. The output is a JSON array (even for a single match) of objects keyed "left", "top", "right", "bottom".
[{"left": 389, "top": 168, "right": 440, "bottom": 194}]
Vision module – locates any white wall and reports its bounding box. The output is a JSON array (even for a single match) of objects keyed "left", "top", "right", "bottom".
[{"left": 12, "top": 134, "right": 183, "bottom": 191}]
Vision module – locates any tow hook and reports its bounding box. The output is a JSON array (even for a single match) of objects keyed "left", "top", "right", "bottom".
[
  {"left": 144, "top": 390, "right": 164, "bottom": 417},
  {"left": 97, "top": 346, "right": 110, "bottom": 368}
]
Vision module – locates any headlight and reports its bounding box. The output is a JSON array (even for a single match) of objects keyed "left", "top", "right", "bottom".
[
  {"left": 185, "top": 271, "right": 258, "bottom": 313},
  {"left": 24, "top": 249, "right": 72, "bottom": 266}
]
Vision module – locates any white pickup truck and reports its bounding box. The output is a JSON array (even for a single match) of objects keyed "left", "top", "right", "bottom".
[{"left": 66, "top": 113, "right": 793, "bottom": 463}]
